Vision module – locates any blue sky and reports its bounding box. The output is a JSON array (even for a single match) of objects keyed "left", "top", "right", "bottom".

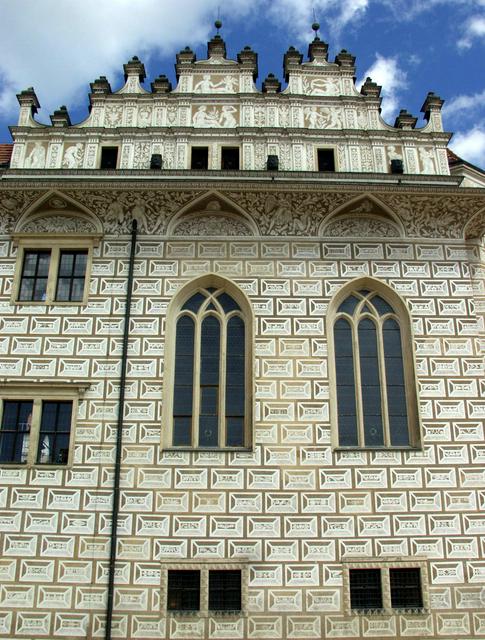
[{"left": 0, "top": 0, "right": 484, "bottom": 167}]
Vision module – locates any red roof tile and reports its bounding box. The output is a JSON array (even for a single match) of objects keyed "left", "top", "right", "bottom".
[{"left": 0, "top": 144, "right": 13, "bottom": 166}]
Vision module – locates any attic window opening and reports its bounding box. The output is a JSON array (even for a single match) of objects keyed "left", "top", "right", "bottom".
[
  {"left": 100, "top": 147, "right": 118, "bottom": 170},
  {"left": 221, "top": 147, "right": 240, "bottom": 171},
  {"left": 318, "top": 148, "right": 335, "bottom": 172},
  {"left": 191, "top": 147, "right": 209, "bottom": 170}
]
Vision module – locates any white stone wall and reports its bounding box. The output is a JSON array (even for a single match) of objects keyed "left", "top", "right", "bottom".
[{"left": 0, "top": 232, "right": 484, "bottom": 639}]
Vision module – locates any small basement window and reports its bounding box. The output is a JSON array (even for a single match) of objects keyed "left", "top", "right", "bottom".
[
  {"left": 318, "top": 148, "right": 335, "bottom": 172},
  {"left": 221, "top": 147, "right": 240, "bottom": 170},
  {"left": 100, "top": 147, "right": 118, "bottom": 169},
  {"left": 191, "top": 147, "right": 209, "bottom": 170}
]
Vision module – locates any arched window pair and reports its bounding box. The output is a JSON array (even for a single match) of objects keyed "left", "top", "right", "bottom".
[
  {"left": 330, "top": 284, "right": 419, "bottom": 448},
  {"left": 164, "top": 280, "right": 251, "bottom": 449},
  {"left": 165, "top": 277, "right": 419, "bottom": 450}
]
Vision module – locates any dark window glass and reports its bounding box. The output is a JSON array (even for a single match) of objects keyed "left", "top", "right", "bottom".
[
  {"left": 191, "top": 147, "right": 209, "bottom": 170},
  {"left": 167, "top": 570, "right": 200, "bottom": 611},
  {"left": 18, "top": 250, "right": 50, "bottom": 301},
  {"left": 390, "top": 568, "right": 423, "bottom": 609},
  {"left": 349, "top": 569, "right": 383, "bottom": 609},
  {"left": 37, "top": 401, "right": 72, "bottom": 464},
  {"left": 226, "top": 316, "right": 245, "bottom": 446},
  {"left": 317, "top": 148, "right": 335, "bottom": 172},
  {"left": 358, "top": 318, "right": 384, "bottom": 446},
  {"left": 383, "top": 318, "right": 409, "bottom": 446},
  {"left": 217, "top": 292, "right": 240, "bottom": 313},
  {"left": 173, "top": 316, "right": 195, "bottom": 446},
  {"left": 0, "top": 401, "right": 33, "bottom": 463},
  {"left": 100, "top": 147, "right": 118, "bottom": 169},
  {"left": 209, "top": 570, "right": 241, "bottom": 611},
  {"left": 182, "top": 292, "right": 206, "bottom": 313},
  {"left": 334, "top": 318, "right": 358, "bottom": 446},
  {"left": 371, "top": 295, "right": 394, "bottom": 316},
  {"left": 199, "top": 316, "right": 220, "bottom": 447},
  {"left": 221, "top": 147, "right": 240, "bottom": 170},
  {"left": 56, "top": 251, "right": 88, "bottom": 302},
  {"left": 337, "top": 295, "right": 359, "bottom": 315}
]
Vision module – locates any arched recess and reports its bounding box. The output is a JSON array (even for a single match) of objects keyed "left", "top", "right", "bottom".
[
  {"left": 320, "top": 194, "right": 404, "bottom": 238},
  {"left": 464, "top": 206, "right": 485, "bottom": 242},
  {"left": 162, "top": 274, "right": 254, "bottom": 449},
  {"left": 14, "top": 190, "right": 103, "bottom": 235},
  {"left": 167, "top": 190, "right": 259, "bottom": 236},
  {"left": 327, "top": 276, "right": 421, "bottom": 449}
]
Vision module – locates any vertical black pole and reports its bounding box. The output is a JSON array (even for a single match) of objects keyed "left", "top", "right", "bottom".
[{"left": 105, "top": 218, "right": 137, "bottom": 640}]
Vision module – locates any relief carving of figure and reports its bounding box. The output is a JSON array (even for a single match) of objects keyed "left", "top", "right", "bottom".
[
  {"left": 193, "top": 106, "right": 220, "bottom": 127},
  {"left": 62, "top": 143, "right": 84, "bottom": 168},
  {"left": 263, "top": 195, "right": 312, "bottom": 235},
  {"left": 194, "top": 74, "right": 238, "bottom": 93},
  {"left": 131, "top": 198, "right": 148, "bottom": 229},
  {"left": 304, "top": 106, "right": 342, "bottom": 129},
  {"left": 419, "top": 147, "right": 436, "bottom": 174},
  {"left": 24, "top": 142, "right": 46, "bottom": 168},
  {"left": 308, "top": 77, "right": 339, "bottom": 96},
  {"left": 219, "top": 105, "right": 238, "bottom": 127}
]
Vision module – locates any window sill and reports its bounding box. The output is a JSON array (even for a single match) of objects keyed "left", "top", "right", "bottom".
[
  {"left": 334, "top": 446, "right": 422, "bottom": 452},
  {"left": 163, "top": 447, "right": 253, "bottom": 453},
  {"left": 14, "top": 300, "right": 86, "bottom": 306},
  {"left": 351, "top": 607, "right": 427, "bottom": 616}
]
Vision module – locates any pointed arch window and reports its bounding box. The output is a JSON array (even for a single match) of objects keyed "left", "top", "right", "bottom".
[
  {"left": 332, "top": 288, "right": 419, "bottom": 448},
  {"left": 170, "top": 286, "right": 249, "bottom": 448}
]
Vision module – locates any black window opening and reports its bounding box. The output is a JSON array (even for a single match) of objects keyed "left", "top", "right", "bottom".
[
  {"left": 18, "top": 250, "right": 51, "bottom": 301},
  {"left": 390, "top": 568, "right": 423, "bottom": 609},
  {"left": 37, "top": 401, "right": 73, "bottom": 464},
  {"left": 56, "top": 250, "right": 88, "bottom": 302},
  {"left": 167, "top": 570, "right": 200, "bottom": 611},
  {"left": 191, "top": 147, "right": 209, "bottom": 170},
  {"left": 221, "top": 147, "right": 240, "bottom": 170},
  {"left": 0, "top": 401, "right": 33, "bottom": 463},
  {"left": 100, "top": 147, "right": 118, "bottom": 169},
  {"left": 209, "top": 570, "right": 242, "bottom": 611},
  {"left": 349, "top": 569, "right": 383, "bottom": 610},
  {"left": 317, "top": 148, "right": 335, "bottom": 172}
]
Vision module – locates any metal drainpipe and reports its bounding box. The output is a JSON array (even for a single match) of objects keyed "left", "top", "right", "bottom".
[{"left": 105, "top": 218, "right": 138, "bottom": 640}]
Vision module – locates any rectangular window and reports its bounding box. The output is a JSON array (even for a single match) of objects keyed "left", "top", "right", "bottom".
[
  {"left": 0, "top": 401, "right": 33, "bottom": 463},
  {"left": 317, "top": 148, "right": 335, "bottom": 172},
  {"left": 167, "top": 570, "right": 200, "bottom": 611},
  {"left": 55, "top": 250, "right": 88, "bottom": 302},
  {"left": 209, "top": 570, "right": 242, "bottom": 611},
  {"left": 0, "top": 398, "right": 74, "bottom": 466},
  {"left": 191, "top": 147, "right": 209, "bottom": 170},
  {"left": 37, "top": 401, "right": 73, "bottom": 464},
  {"left": 15, "top": 242, "right": 93, "bottom": 305},
  {"left": 221, "top": 147, "right": 240, "bottom": 170},
  {"left": 100, "top": 147, "right": 118, "bottom": 169},
  {"left": 18, "top": 250, "right": 51, "bottom": 301},
  {"left": 349, "top": 569, "right": 383, "bottom": 610},
  {"left": 390, "top": 568, "right": 423, "bottom": 609}
]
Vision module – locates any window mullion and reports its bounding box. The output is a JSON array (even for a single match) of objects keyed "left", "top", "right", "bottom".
[
  {"left": 193, "top": 314, "right": 202, "bottom": 448},
  {"left": 46, "top": 247, "right": 59, "bottom": 303},
  {"left": 220, "top": 315, "right": 227, "bottom": 447},
  {"left": 28, "top": 399, "right": 42, "bottom": 466},
  {"left": 377, "top": 317, "right": 391, "bottom": 446},
  {"left": 352, "top": 318, "right": 365, "bottom": 447}
]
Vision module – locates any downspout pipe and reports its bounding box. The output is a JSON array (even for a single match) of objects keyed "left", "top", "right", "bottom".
[{"left": 105, "top": 218, "right": 138, "bottom": 640}]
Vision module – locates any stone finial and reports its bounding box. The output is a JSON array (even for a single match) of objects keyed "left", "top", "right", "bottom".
[
  {"left": 123, "top": 56, "right": 146, "bottom": 82},
  {"left": 50, "top": 105, "right": 71, "bottom": 127},
  {"left": 262, "top": 73, "right": 281, "bottom": 94},
  {"left": 237, "top": 46, "right": 258, "bottom": 81},
  {"left": 151, "top": 74, "right": 172, "bottom": 93},
  {"left": 308, "top": 37, "right": 328, "bottom": 63},
  {"left": 421, "top": 91, "right": 444, "bottom": 121},
  {"left": 176, "top": 46, "right": 196, "bottom": 65},
  {"left": 394, "top": 109, "right": 418, "bottom": 129},
  {"left": 360, "top": 77, "right": 382, "bottom": 98},
  {"left": 207, "top": 34, "right": 227, "bottom": 59},
  {"left": 283, "top": 46, "right": 303, "bottom": 81},
  {"left": 335, "top": 49, "right": 356, "bottom": 68},
  {"left": 90, "top": 76, "right": 112, "bottom": 95},
  {"left": 16, "top": 87, "right": 40, "bottom": 113}
]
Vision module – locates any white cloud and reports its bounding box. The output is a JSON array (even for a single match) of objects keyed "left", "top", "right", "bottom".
[
  {"left": 450, "top": 126, "right": 485, "bottom": 168},
  {"left": 442, "top": 89, "right": 485, "bottom": 120},
  {"left": 0, "top": 0, "right": 255, "bottom": 121},
  {"left": 358, "top": 54, "right": 408, "bottom": 122},
  {"left": 458, "top": 15, "right": 485, "bottom": 49}
]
